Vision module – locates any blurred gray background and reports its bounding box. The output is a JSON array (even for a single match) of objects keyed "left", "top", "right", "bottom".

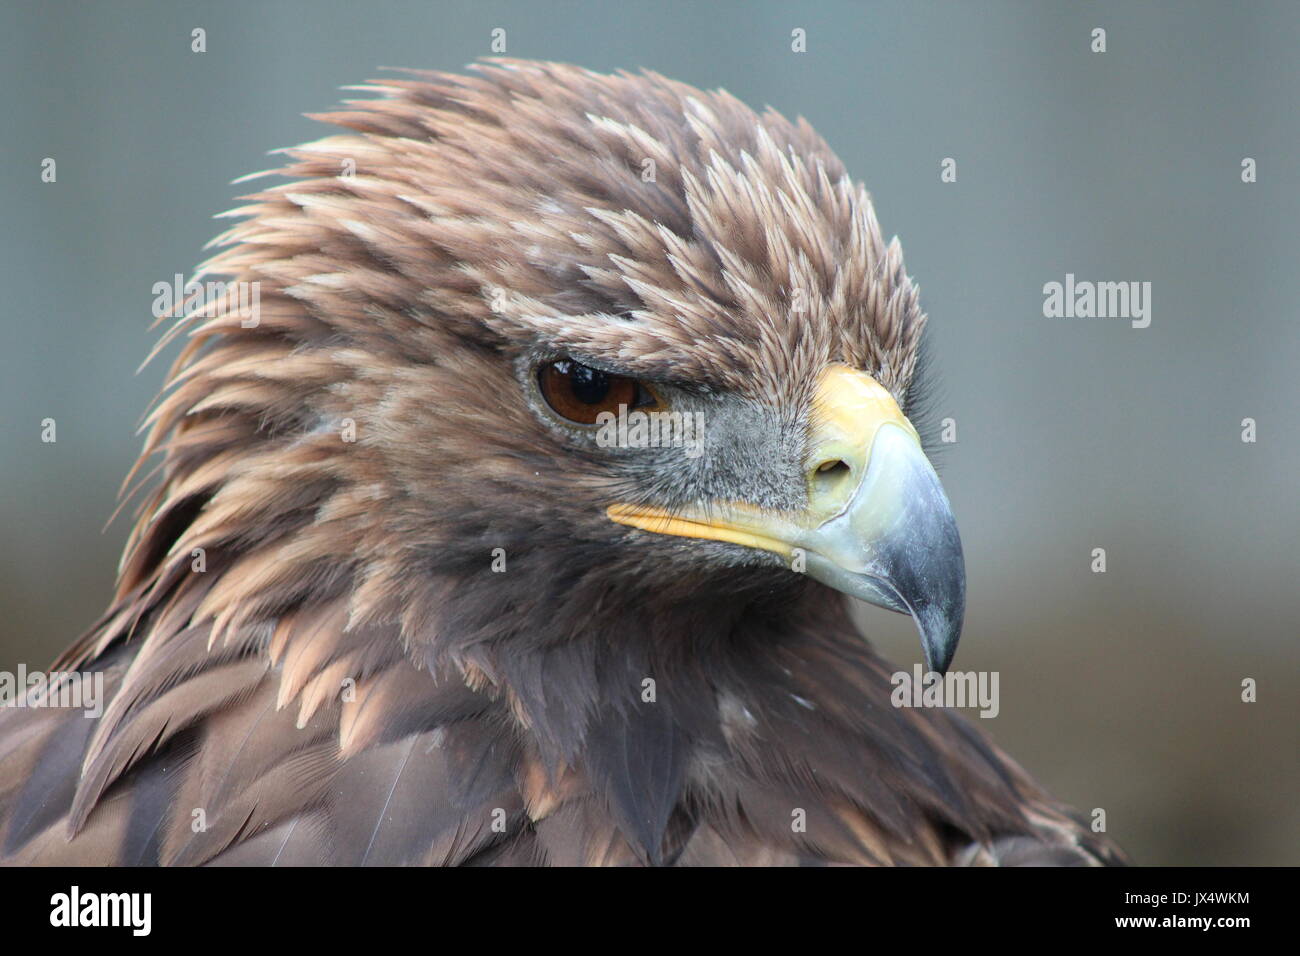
[{"left": 1, "top": 0, "right": 1295, "bottom": 865}]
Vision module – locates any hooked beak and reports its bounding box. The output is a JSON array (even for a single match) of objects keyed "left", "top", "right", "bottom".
[{"left": 606, "top": 364, "right": 965, "bottom": 674}]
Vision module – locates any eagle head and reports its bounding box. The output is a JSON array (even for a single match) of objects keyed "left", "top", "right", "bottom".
[{"left": 127, "top": 58, "right": 961, "bottom": 696}]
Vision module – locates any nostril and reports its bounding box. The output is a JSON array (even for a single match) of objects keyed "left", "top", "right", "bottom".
[
  {"left": 811, "top": 459, "right": 852, "bottom": 495},
  {"left": 815, "top": 459, "right": 850, "bottom": 477}
]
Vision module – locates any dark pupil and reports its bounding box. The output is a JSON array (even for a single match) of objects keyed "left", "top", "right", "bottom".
[{"left": 566, "top": 362, "right": 610, "bottom": 404}]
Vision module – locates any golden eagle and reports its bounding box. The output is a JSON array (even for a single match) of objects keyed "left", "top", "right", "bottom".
[{"left": 0, "top": 60, "right": 1123, "bottom": 866}]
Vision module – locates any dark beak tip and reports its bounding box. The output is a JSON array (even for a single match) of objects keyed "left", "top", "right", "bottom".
[
  {"left": 916, "top": 602, "right": 963, "bottom": 677},
  {"left": 879, "top": 504, "right": 965, "bottom": 680},
  {"left": 924, "top": 645, "right": 957, "bottom": 677}
]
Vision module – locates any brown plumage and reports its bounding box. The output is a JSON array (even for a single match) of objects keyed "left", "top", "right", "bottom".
[{"left": 0, "top": 59, "right": 1122, "bottom": 866}]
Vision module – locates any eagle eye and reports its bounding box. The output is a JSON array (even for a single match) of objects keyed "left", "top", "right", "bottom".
[{"left": 537, "top": 358, "right": 657, "bottom": 425}]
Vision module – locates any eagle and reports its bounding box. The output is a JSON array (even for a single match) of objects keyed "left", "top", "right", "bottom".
[{"left": 0, "top": 59, "right": 1123, "bottom": 867}]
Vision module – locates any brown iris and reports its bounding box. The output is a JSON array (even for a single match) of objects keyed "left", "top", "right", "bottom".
[{"left": 537, "top": 358, "right": 655, "bottom": 425}]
